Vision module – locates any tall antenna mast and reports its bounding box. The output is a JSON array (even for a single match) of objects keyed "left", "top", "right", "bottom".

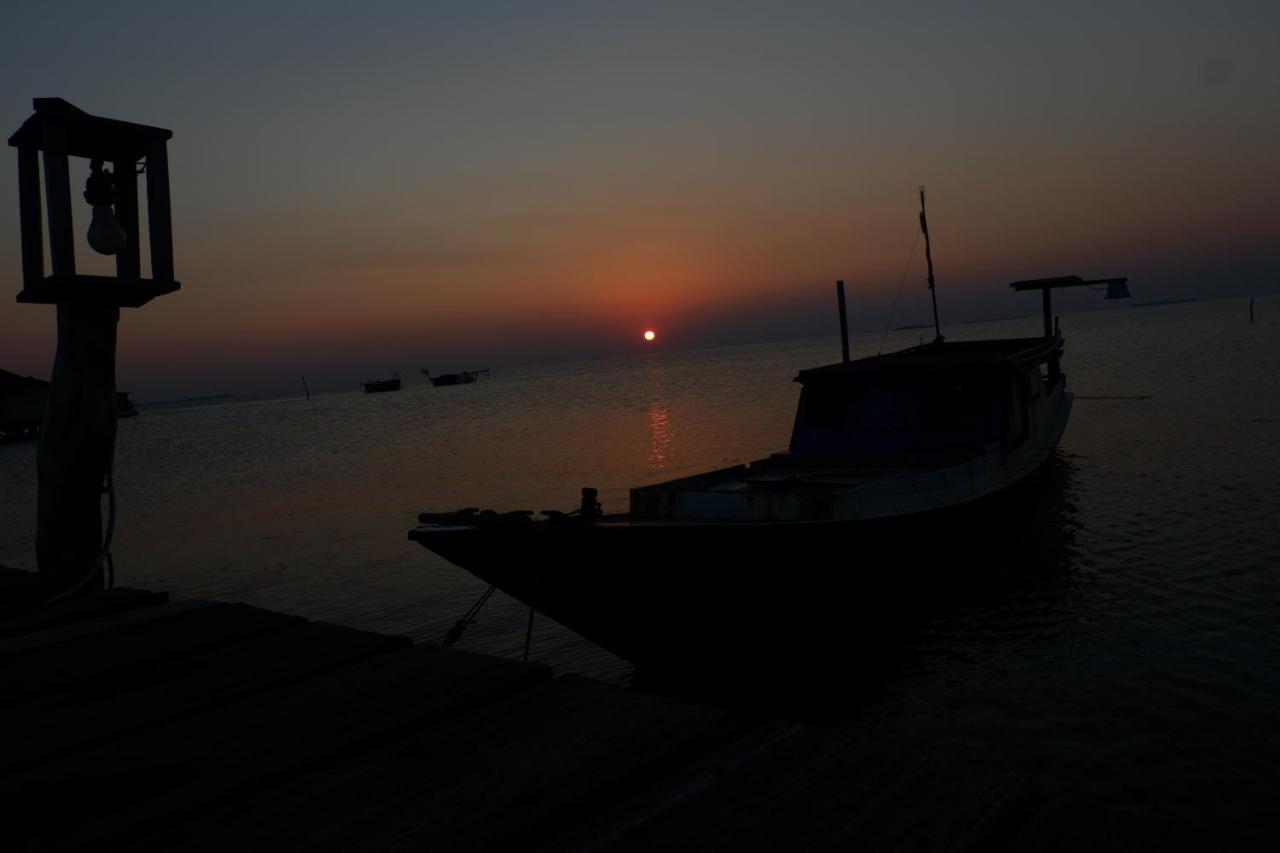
[{"left": 919, "top": 187, "right": 944, "bottom": 343}]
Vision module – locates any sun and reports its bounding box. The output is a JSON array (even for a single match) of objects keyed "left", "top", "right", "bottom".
[{"left": 643, "top": 329, "right": 656, "bottom": 342}]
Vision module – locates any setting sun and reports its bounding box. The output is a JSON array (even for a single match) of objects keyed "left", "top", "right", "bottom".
[{"left": 643, "top": 330, "right": 656, "bottom": 342}]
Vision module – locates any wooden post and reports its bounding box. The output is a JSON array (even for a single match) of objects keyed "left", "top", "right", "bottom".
[
  {"left": 836, "top": 280, "right": 850, "bottom": 363},
  {"left": 113, "top": 157, "right": 141, "bottom": 280},
  {"left": 919, "top": 188, "right": 943, "bottom": 343},
  {"left": 145, "top": 139, "right": 173, "bottom": 282},
  {"left": 17, "top": 145, "right": 44, "bottom": 288},
  {"left": 40, "top": 121, "right": 75, "bottom": 278},
  {"left": 36, "top": 301, "right": 119, "bottom": 597},
  {"left": 1041, "top": 288, "right": 1053, "bottom": 339}
]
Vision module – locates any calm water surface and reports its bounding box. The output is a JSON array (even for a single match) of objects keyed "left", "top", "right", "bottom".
[{"left": 2, "top": 295, "right": 1278, "bottom": 842}]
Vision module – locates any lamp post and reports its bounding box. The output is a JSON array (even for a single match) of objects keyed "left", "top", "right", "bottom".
[{"left": 8, "top": 98, "right": 180, "bottom": 599}]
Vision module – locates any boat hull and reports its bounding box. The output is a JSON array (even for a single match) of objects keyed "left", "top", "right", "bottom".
[{"left": 410, "top": 465, "right": 1061, "bottom": 674}]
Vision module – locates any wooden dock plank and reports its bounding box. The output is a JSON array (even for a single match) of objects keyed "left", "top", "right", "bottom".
[
  {"left": 0, "top": 602, "right": 303, "bottom": 704},
  {"left": 0, "top": 586, "right": 168, "bottom": 639},
  {"left": 0, "top": 620, "right": 410, "bottom": 773},
  {"left": 541, "top": 722, "right": 1039, "bottom": 853},
  {"left": 0, "top": 592, "right": 1046, "bottom": 852},
  {"left": 152, "top": 674, "right": 729, "bottom": 853},
  {"left": 0, "top": 599, "right": 214, "bottom": 656},
  {"left": 541, "top": 722, "right": 848, "bottom": 853},
  {"left": 0, "top": 643, "right": 550, "bottom": 851}
]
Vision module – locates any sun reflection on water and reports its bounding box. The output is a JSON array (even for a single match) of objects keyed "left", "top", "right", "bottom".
[{"left": 647, "top": 404, "right": 674, "bottom": 470}]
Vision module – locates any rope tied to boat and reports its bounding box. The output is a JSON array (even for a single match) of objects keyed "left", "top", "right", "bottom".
[
  {"left": 441, "top": 513, "right": 559, "bottom": 648},
  {"left": 878, "top": 228, "right": 922, "bottom": 355}
]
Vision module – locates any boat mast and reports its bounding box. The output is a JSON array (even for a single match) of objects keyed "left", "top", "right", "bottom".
[{"left": 919, "top": 187, "right": 944, "bottom": 343}]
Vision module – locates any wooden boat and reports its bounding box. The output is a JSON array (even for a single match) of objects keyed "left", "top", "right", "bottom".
[
  {"left": 408, "top": 197, "right": 1129, "bottom": 670},
  {"left": 423, "top": 368, "right": 489, "bottom": 387},
  {"left": 362, "top": 373, "right": 401, "bottom": 393}
]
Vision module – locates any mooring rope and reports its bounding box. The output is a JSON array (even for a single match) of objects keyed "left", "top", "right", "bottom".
[
  {"left": 42, "top": 462, "right": 117, "bottom": 605},
  {"left": 878, "top": 229, "right": 922, "bottom": 355},
  {"left": 442, "top": 516, "right": 555, "bottom": 648}
]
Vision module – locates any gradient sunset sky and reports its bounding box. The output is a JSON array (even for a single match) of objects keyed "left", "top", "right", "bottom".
[{"left": 2, "top": 2, "right": 1277, "bottom": 398}]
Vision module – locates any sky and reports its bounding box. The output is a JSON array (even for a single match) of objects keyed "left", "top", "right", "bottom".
[{"left": 1, "top": 1, "right": 1277, "bottom": 399}]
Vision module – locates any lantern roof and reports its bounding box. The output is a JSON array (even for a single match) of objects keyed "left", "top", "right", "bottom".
[{"left": 8, "top": 98, "right": 172, "bottom": 162}]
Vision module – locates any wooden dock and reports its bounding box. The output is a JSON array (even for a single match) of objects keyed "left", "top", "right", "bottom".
[{"left": 0, "top": 579, "right": 1044, "bottom": 852}]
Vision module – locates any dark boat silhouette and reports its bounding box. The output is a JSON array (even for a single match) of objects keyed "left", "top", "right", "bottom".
[
  {"left": 362, "top": 373, "right": 401, "bottom": 393},
  {"left": 408, "top": 197, "right": 1129, "bottom": 670},
  {"left": 423, "top": 368, "right": 489, "bottom": 387}
]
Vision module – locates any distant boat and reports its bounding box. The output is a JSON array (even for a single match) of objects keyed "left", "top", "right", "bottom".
[
  {"left": 362, "top": 373, "right": 401, "bottom": 393},
  {"left": 423, "top": 368, "right": 489, "bottom": 387}
]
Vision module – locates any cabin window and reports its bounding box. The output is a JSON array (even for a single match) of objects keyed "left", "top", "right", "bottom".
[
  {"left": 790, "top": 389, "right": 851, "bottom": 453},
  {"left": 791, "top": 381, "right": 1004, "bottom": 455}
]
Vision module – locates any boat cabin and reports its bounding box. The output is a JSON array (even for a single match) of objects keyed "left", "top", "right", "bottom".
[
  {"left": 629, "top": 336, "right": 1069, "bottom": 522},
  {"left": 789, "top": 337, "right": 1062, "bottom": 461}
]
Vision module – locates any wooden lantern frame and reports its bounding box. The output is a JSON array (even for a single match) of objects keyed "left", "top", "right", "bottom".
[{"left": 9, "top": 98, "right": 180, "bottom": 307}]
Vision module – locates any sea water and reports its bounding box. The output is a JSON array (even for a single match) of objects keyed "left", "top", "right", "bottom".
[{"left": 2, "top": 295, "right": 1278, "bottom": 839}]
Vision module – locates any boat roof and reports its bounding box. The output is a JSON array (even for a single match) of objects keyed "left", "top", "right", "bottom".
[{"left": 796, "top": 337, "right": 1059, "bottom": 385}]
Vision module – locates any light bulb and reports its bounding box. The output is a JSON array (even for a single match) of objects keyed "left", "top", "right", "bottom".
[
  {"left": 87, "top": 204, "right": 127, "bottom": 255},
  {"left": 84, "top": 159, "right": 127, "bottom": 256}
]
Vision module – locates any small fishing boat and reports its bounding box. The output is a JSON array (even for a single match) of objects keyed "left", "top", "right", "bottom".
[
  {"left": 362, "top": 373, "right": 401, "bottom": 393},
  {"left": 423, "top": 368, "right": 489, "bottom": 387},
  {"left": 408, "top": 194, "right": 1129, "bottom": 670}
]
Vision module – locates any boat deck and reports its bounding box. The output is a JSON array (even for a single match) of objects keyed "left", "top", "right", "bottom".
[
  {"left": 629, "top": 449, "right": 990, "bottom": 521},
  {"left": 0, "top": 568, "right": 1056, "bottom": 851}
]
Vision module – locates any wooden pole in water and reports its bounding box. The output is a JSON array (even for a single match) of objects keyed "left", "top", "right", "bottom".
[
  {"left": 302, "top": 376, "right": 311, "bottom": 401},
  {"left": 836, "top": 280, "right": 850, "bottom": 363}
]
